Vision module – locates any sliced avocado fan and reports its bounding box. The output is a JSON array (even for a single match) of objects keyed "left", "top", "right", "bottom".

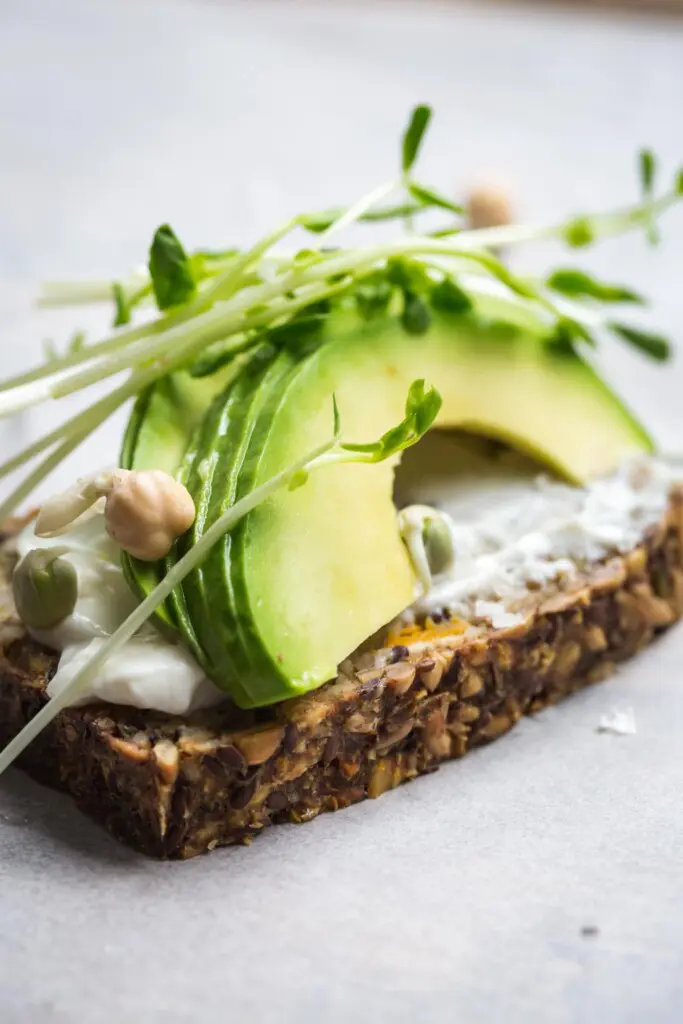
[{"left": 121, "top": 301, "right": 651, "bottom": 708}]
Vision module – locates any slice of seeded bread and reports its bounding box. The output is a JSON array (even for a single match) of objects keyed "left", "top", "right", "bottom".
[{"left": 1, "top": 493, "right": 682, "bottom": 859}]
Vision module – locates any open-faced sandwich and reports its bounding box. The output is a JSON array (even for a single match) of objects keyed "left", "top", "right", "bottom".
[{"left": 1, "top": 109, "right": 681, "bottom": 857}]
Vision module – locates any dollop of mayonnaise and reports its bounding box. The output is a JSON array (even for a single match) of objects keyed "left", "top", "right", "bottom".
[{"left": 15, "top": 514, "right": 225, "bottom": 714}]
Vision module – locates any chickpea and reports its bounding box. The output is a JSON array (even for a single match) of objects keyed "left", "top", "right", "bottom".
[
  {"left": 104, "top": 470, "right": 196, "bottom": 561},
  {"left": 466, "top": 180, "right": 513, "bottom": 230},
  {"left": 35, "top": 468, "right": 196, "bottom": 562}
]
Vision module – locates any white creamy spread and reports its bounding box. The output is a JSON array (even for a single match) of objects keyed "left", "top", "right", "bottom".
[
  {"left": 14, "top": 515, "right": 224, "bottom": 714},
  {"left": 400, "top": 456, "right": 675, "bottom": 629},
  {"left": 11, "top": 453, "right": 676, "bottom": 712}
]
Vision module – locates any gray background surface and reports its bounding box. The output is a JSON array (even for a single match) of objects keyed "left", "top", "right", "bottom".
[{"left": 1, "top": 1, "right": 683, "bottom": 1021}]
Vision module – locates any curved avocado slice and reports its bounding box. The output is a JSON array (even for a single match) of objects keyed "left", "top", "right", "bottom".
[
  {"left": 122, "top": 303, "right": 651, "bottom": 708},
  {"left": 178, "top": 308, "right": 651, "bottom": 706}
]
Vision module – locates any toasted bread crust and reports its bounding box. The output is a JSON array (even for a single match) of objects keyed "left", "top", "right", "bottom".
[{"left": 1, "top": 495, "right": 682, "bottom": 859}]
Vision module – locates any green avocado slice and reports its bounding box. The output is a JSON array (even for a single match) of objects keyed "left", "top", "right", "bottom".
[
  {"left": 120, "top": 362, "right": 237, "bottom": 636},
  {"left": 206, "top": 308, "right": 650, "bottom": 705},
  {"left": 122, "top": 303, "right": 651, "bottom": 708}
]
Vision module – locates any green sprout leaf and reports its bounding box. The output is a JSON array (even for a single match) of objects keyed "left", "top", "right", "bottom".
[
  {"left": 639, "top": 149, "right": 659, "bottom": 246},
  {"left": 299, "top": 208, "right": 342, "bottom": 234},
  {"left": 112, "top": 282, "right": 131, "bottom": 327},
  {"left": 676, "top": 168, "right": 683, "bottom": 196},
  {"left": 42, "top": 331, "right": 87, "bottom": 367},
  {"left": 469, "top": 251, "right": 536, "bottom": 300},
  {"left": 267, "top": 300, "right": 331, "bottom": 355},
  {"left": 546, "top": 322, "right": 578, "bottom": 355},
  {"left": 430, "top": 277, "right": 472, "bottom": 314},
  {"left": 563, "top": 217, "right": 595, "bottom": 248},
  {"left": 639, "top": 149, "right": 657, "bottom": 197},
  {"left": 68, "top": 331, "right": 86, "bottom": 353},
  {"left": 294, "top": 248, "right": 324, "bottom": 267},
  {"left": 557, "top": 316, "right": 597, "bottom": 347},
  {"left": 148, "top": 224, "right": 197, "bottom": 311},
  {"left": 408, "top": 183, "right": 465, "bottom": 215},
  {"left": 387, "top": 256, "right": 432, "bottom": 293},
  {"left": 547, "top": 269, "right": 645, "bottom": 305},
  {"left": 342, "top": 378, "right": 442, "bottom": 461},
  {"left": 354, "top": 275, "right": 393, "bottom": 320},
  {"left": 288, "top": 469, "right": 309, "bottom": 491},
  {"left": 609, "top": 322, "right": 671, "bottom": 361},
  {"left": 402, "top": 105, "right": 432, "bottom": 174},
  {"left": 193, "top": 246, "right": 240, "bottom": 264},
  {"left": 401, "top": 292, "right": 431, "bottom": 335},
  {"left": 189, "top": 343, "right": 240, "bottom": 379}
]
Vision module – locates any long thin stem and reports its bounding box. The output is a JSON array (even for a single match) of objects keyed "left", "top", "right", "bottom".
[
  {"left": 0, "top": 389, "right": 129, "bottom": 482},
  {"left": 0, "top": 272, "right": 354, "bottom": 419},
  {"left": 0, "top": 317, "right": 164, "bottom": 397},
  {"left": 0, "top": 273, "right": 356, "bottom": 519},
  {"left": 0, "top": 430, "right": 92, "bottom": 524},
  {"left": 0, "top": 436, "right": 336, "bottom": 776},
  {"left": 50, "top": 276, "right": 352, "bottom": 402},
  {"left": 444, "top": 187, "right": 681, "bottom": 253},
  {"left": 38, "top": 271, "right": 150, "bottom": 307},
  {"left": 0, "top": 222, "right": 301, "bottom": 399},
  {"left": 318, "top": 179, "right": 399, "bottom": 241},
  {"left": 3, "top": 179, "right": 679, "bottom": 415}
]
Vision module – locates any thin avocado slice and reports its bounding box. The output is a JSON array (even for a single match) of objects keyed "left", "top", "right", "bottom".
[
  {"left": 174, "top": 345, "right": 298, "bottom": 706},
  {"left": 196, "top": 306, "right": 651, "bottom": 706},
  {"left": 120, "top": 363, "right": 236, "bottom": 635}
]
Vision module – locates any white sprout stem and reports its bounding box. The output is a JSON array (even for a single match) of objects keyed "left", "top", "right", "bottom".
[
  {"left": 0, "top": 273, "right": 351, "bottom": 419},
  {"left": 449, "top": 187, "right": 680, "bottom": 252},
  {"left": 49, "top": 275, "right": 353, "bottom": 402},
  {"left": 0, "top": 364, "right": 216, "bottom": 521},
  {"left": 2, "top": 180, "right": 678, "bottom": 415},
  {"left": 0, "top": 345, "right": 191, "bottom": 489},
  {"left": 0, "top": 389, "right": 128, "bottom": 483},
  {"left": 0, "top": 316, "right": 165, "bottom": 397},
  {"left": 1, "top": 222, "right": 301, "bottom": 400},
  {"left": 0, "top": 273, "right": 357, "bottom": 520},
  {"left": 0, "top": 337, "right": 243, "bottom": 516},
  {"left": 0, "top": 435, "right": 337, "bottom": 776},
  {"left": 318, "top": 178, "right": 399, "bottom": 241},
  {"left": 25, "top": 180, "right": 678, "bottom": 386},
  {"left": 38, "top": 270, "right": 150, "bottom": 308},
  {"left": 0, "top": 430, "right": 92, "bottom": 525}
]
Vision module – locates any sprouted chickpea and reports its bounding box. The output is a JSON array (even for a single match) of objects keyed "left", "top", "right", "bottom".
[
  {"left": 466, "top": 180, "right": 513, "bottom": 230},
  {"left": 35, "top": 469, "right": 196, "bottom": 562}
]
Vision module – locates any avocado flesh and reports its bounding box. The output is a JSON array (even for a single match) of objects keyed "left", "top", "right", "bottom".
[
  {"left": 220, "top": 310, "right": 650, "bottom": 704},
  {"left": 121, "top": 305, "right": 652, "bottom": 708}
]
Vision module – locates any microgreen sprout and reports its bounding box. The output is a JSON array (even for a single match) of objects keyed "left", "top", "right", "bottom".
[
  {"left": 0, "top": 105, "right": 679, "bottom": 524},
  {"left": 547, "top": 269, "right": 645, "bottom": 305},
  {"left": 402, "top": 104, "right": 432, "bottom": 175},
  {"left": 148, "top": 224, "right": 198, "bottom": 310}
]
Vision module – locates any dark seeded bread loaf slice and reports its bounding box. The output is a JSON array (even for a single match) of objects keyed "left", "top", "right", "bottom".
[{"left": 1, "top": 493, "right": 682, "bottom": 859}]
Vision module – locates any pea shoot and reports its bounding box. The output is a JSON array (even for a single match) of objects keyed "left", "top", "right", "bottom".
[{"left": 0, "top": 104, "right": 679, "bottom": 527}]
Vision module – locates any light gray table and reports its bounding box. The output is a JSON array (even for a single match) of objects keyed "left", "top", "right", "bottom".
[{"left": 1, "top": 1, "right": 683, "bottom": 1021}]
